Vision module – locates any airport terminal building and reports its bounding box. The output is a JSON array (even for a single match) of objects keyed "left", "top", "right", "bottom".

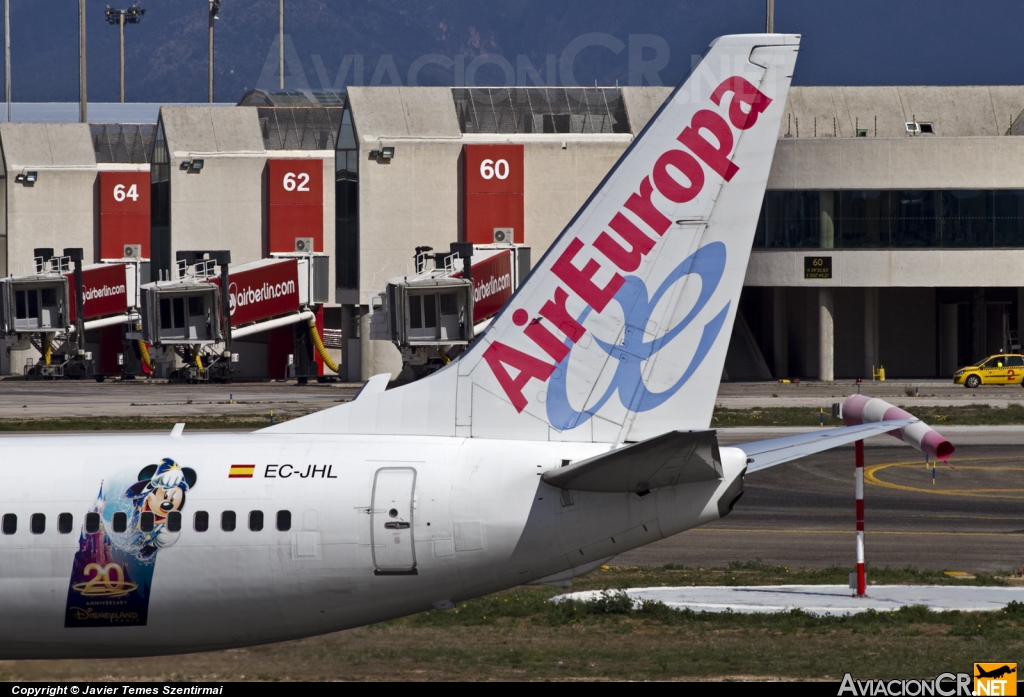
[{"left": 1, "top": 85, "right": 1024, "bottom": 381}]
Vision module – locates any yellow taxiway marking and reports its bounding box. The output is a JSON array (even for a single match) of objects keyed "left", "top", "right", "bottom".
[
  {"left": 930, "top": 513, "right": 1024, "bottom": 521},
  {"left": 864, "top": 460, "right": 1024, "bottom": 500},
  {"left": 692, "top": 528, "right": 1024, "bottom": 537}
]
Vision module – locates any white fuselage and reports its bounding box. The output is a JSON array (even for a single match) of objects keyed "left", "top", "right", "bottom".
[{"left": 0, "top": 432, "right": 744, "bottom": 659}]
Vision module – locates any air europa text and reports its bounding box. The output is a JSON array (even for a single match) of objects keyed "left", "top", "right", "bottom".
[{"left": 482, "top": 75, "right": 771, "bottom": 413}]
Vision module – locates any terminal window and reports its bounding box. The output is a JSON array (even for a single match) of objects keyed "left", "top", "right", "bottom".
[
  {"left": 453, "top": 88, "right": 630, "bottom": 135},
  {"left": 755, "top": 189, "right": 1024, "bottom": 249}
]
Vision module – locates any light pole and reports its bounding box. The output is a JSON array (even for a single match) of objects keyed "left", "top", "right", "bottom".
[
  {"left": 79, "top": 0, "right": 86, "bottom": 123},
  {"left": 278, "top": 0, "right": 283, "bottom": 89},
  {"left": 5, "top": 0, "right": 10, "bottom": 123},
  {"left": 105, "top": 4, "right": 145, "bottom": 103},
  {"left": 208, "top": 0, "right": 220, "bottom": 102}
]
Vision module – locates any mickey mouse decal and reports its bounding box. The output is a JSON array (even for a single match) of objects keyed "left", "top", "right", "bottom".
[{"left": 124, "top": 458, "right": 197, "bottom": 556}]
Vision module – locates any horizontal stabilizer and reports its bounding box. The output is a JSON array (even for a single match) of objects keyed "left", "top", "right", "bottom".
[
  {"left": 542, "top": 430, "right": 722, "bottom": 493},
  {"left": 739, "top": 420, "right": 915, "bottom": 473}
]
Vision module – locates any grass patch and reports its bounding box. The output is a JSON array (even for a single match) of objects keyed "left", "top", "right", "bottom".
[
  {"left": 6, "top": 563, "right": 1020, "bottom": 681},
  {"left": 711, "top": 403, "right": 1024, "bottom": 427},
  {"left": 0, "top": 415, "right": 293, "bottom": 431}
]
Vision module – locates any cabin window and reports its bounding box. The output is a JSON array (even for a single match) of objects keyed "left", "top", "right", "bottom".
[
  {"left": 194, "top": 511, "right": 209, "bottom": 532},
  {"left": 2, "top": 513, "right": 16, "bottom": 535},
  {"left": 167, "top": 511, "right": 182, "bottom": 532},
  {"left": 276, "top": 510, "right": 291, "bottom": 531},
  {"left": 58, "top": 513, "right": 73, "bottom": 534},
  {"left": 112, "top": 512, "right": 127, "bottom": 533},
  {"left": 30, "top": 513, "right": 45, "bottom": 534},
  {"left": 249, "top": 510, "right": 264, "bottom": 531},
  {"left": 222, "top": 511, "right": 236, "bottom": 532},
  {"left": 140, "top": 511, "right": 155, "bottom": 533},
  {"left": 85, "top": 512, "right": 100, "bottom": 534}
]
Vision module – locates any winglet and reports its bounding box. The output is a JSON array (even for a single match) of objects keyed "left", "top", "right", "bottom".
[
  {"left": 354, "top": 374, "right": 390, "bottom": 401},
  {"left": 170, "top": 423, "right": 185, "bottom": 438}
]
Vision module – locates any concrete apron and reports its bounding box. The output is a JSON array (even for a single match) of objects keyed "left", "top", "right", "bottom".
[{"left": 554, "top": 585, "right": 1024, "bottom": 615}]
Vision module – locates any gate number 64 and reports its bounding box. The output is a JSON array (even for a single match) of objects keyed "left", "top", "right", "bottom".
[{"left": 113, "top": 183, "right": 138, "bottom": 202}]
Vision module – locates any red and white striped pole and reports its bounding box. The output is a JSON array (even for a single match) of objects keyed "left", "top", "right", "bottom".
[{"left": 855, "top": 439, "right": 866, "bottom": 597}]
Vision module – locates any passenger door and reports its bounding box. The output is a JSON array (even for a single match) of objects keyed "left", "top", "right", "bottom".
[
  {"left": 371, "top": 468, "right": 417, "bottom": 575},
  {"left": 980, "top": 357, "right": 1006, "bottom": 384},
  {"left": 1005, "top": 356, "right": 1024, "bottom": 384}
]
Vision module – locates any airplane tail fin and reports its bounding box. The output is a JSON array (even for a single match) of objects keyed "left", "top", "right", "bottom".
[{"left": 268, "top": 34, "right": 800, "bottom": 443}]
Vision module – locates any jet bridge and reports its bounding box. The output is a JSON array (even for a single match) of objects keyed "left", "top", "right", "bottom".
[
  {"left": 370, "top": 242, "right": 529, "bottom": 380},
  {"left": 5, "top": 248, "right": 144, "bottom": 380},
  {"left": 139, "top": 250, "right": 332, "bottom": 382}
]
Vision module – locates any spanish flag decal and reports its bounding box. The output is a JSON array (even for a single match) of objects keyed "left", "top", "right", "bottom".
[{"left": 229, "top": 464, "right": 256, "bottom": 479}]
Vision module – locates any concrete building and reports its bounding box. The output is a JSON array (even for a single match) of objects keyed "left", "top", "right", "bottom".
[
  {"left": 746, "top": 86, "right": 1024, "bottom": 381},
  {"left": 3, "top": 86, "right": 1024, "bottom": 382},
  {"left": 0, "top": 121, "right": 154, "bottom": 374},
  {"left": 340, "top": 85, "right": 1024, "bottom": 381}
]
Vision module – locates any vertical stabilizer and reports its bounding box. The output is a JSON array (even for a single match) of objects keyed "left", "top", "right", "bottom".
[{"left": 269, "top": 34, "right": 800, "bottom": 442}]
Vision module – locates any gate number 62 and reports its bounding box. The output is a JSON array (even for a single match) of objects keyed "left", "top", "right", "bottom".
[{"left": 283, "top": 172, "right": 310, "bottom": 192}]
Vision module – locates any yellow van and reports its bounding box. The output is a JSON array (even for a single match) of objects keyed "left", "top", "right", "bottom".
[{"left": 954, "top": 354, "right": 1024, "bottom": 388}]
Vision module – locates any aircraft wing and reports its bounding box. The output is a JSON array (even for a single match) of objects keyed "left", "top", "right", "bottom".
[{"left": 737, "top": 420, "right": 915, "bottom": 473}]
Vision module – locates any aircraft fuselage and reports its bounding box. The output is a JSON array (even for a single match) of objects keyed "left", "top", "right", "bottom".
[{"left": 0, "top": 432, "right": 743, "bottom": 658}]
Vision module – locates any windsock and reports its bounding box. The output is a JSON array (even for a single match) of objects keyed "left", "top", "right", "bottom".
[{"left": 842, "top": 395, "right": 954, "bottom": 460}]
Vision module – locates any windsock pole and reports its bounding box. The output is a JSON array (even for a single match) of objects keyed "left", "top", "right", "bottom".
[{"left": 855, "top": 439, "right": 866, "bottom": 597}]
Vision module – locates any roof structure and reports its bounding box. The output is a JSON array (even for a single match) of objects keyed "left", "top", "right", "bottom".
[
  {"left": 0, "top": 123, "right": 96, "bottom": 173},
  {"left": 346, "top": 87, "right": 461, "bottom": 140},
  {"left": 780, "top": 86, "right": 1024, "bottom": 138},
  {"left": 257, "top": 107, "right": 342, "bottom": 150},
  {"left": 91, "top": 124, "right": 157, "bottom": 163},
  {"left": 159, "top": 106, "right": 265, "bottom": 156}
]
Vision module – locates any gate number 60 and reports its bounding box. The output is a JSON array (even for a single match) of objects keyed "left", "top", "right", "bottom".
[
  {"left": 283, "top": 172, "right": 310, "bottom": 192},
  {"left": 479, "top": 159, "right": 509, "bottom": 180}
]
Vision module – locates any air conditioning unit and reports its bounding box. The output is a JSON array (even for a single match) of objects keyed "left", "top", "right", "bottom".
[
  {"left": 123, "top": 244, "right": 142, "bottom": 259},
  {"left": 493, "top": 228, "right": 514, "bottom": 245},
  {"left": 294, "top": 237, "right": 314, "bottom": 253}
]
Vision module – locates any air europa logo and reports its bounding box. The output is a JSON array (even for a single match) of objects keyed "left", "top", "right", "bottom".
[
  {"left": 481, "top": 75, "right": 771, "bottom": 414},
  {"left": 228, "top": 279, "right": 296, "bottom": 316}
]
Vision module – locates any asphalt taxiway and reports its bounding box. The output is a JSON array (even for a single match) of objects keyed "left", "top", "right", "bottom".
[
  {"left": 616, "top": 439, "right": 1024, "bottom": 573},
  {"left": 0, "top": 380, "right": 360, "bottom": 419}
]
